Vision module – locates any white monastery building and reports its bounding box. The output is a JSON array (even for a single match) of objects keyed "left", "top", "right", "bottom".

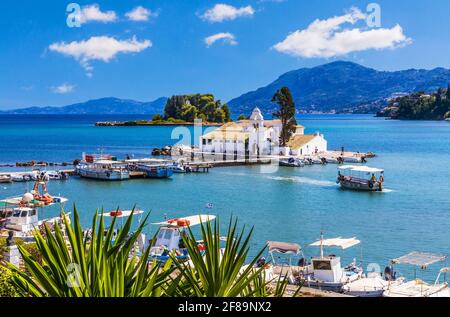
[{"left": 200, "top": 107, "right": 327, "bottom": 157}]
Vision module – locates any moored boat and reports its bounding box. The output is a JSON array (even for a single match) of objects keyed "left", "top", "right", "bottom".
[
  {"left": 302, "top": 234, "right": 364, "bottom": 292},
  {"left": 77, "top": 160, "right": 130, "bottom": 180},
  {"left": 0, "top": 174, "right": 12, "bottom": 183},
  {"left": 136, "top": 164, "right": 173, "bottom": 178},
  {"left": 342, "top": 271, "right": 405, "bottom": 297},
  {"left": 337, "top": 165, "right": 384, "bottom": 191},
  {"left": 383, "top": 252, "right": 450, "bottom": 297},
  {"left": 148, "top": 215, "right": 216, "bottom": 263},
  {"left": 279, "top": 157, "right": 304, "bottom": 167}
]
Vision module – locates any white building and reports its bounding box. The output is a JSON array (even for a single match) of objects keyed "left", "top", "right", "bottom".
[{"left": 200, "top": 107, "right": 327, "bottom": 157}]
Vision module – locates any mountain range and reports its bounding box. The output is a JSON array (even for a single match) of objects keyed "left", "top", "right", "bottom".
[
  {"left": 228, "top": 61, "right": 450, "bottom": 114},
  {"left": 0, "top": 97, "right": 167, "bottom": 115},
  {"left": 2, "top": 61, "right": 450, "bottom": 115}
]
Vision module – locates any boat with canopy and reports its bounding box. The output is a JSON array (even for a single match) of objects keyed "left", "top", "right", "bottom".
[
  {"left": 383, "top": 251, "right": 450, "bottom": 297},
  {"left": 337, "top": 165, "right": 384, "bottom": 191},
  {"left": 148, "top": 214, "right": 216, "bottom": 263},
  {"left": 303, "top": 234, "right": 363, "bottom": 292}
]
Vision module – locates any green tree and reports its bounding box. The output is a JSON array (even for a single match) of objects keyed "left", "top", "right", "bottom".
[
  {"left": 272, "top": 87, "right": 298, "bottom": 147},
  {"left": 221, "top": 104, "right": 231, "bottom": 122},
  {"left": 152, "top": 114, "right": 163, "bottom": 121},
  {"left": 213, "top": 108, "right": 226, "bottom": 123},
  {"left": 237, "top": 114, "right": 246, "bottom": 121}
]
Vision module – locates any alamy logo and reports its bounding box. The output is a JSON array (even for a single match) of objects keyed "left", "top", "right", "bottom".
[
  {"left": 66, "top": 3, "right": 81, "bottom": 28},
  {"left": 366, "top": 3, "right": 381, "bottom": 28}
]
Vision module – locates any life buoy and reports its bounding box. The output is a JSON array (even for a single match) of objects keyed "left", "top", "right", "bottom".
[
  {"left": 197, "top": 244, "right": 205, "bottom": 252},
  {"left": 368, "top": 181, "right": 374, "bottom": 189}
]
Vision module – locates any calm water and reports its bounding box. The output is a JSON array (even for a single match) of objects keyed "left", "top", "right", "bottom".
[{"left": 1, "top": 114, "right": 450, "bottom": 281}]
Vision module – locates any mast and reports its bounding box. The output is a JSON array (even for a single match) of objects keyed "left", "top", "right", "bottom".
[{"left": 320, "top": 231, "right": 324, "bottom": 258}]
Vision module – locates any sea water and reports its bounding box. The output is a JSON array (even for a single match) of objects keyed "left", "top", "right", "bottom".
[{"left": 1, "top": 114, "right": 449, "bottom": 281}]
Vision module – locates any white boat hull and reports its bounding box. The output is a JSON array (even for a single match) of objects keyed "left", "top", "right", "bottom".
[{"left": 78, "top": 169, "right": 129, "bottom": 180}]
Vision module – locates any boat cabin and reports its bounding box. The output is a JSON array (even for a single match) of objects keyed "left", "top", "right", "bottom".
[
  {"left": 155, "top": 227, "right": 183, "bottom": 250},
  {"left": 6, "top": 207, "right": 38, "bottom": 232}
]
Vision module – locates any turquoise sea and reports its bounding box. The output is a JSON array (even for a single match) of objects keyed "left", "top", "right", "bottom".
[{"left": 1, "top": 114, "right": 450, "bottom": 281}]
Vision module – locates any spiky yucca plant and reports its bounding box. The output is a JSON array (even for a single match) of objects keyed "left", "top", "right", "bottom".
[
  {"left": 8, "top": 207, "right": 174, "bottom": 297},
  {"left": 169, "top": 218, "right": 289, "bottom": 297}
]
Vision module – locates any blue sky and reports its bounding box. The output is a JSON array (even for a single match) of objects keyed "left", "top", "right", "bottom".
[{"left": 1, "top": 0, "right": 450, "bottom": 110}]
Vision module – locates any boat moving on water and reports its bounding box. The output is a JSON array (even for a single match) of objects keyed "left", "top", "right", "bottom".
[{"left": 337, "top": 165, "right": 384, "bottom": 191}]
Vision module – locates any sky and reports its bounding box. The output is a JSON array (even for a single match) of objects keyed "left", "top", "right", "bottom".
[{"left": 1, "top": 0, "right": 450, "bottom": 110}]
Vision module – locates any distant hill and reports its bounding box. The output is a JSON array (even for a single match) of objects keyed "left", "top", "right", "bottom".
[
  {"left": 0, "top": 97, "right": 167, "bottom": 115},
  {"left": 227, "top": 61, "right": 450, "bottom": 114}
]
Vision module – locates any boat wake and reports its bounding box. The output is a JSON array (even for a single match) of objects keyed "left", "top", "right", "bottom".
[{"left": 266, "top": 176, "right": 337, "bottom": 187}]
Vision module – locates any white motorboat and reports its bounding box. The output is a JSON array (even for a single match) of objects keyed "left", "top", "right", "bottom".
[
  {"left": 148, "top": 214, "right": 216, "bottom": 263},
  {"left": 337, "top": 165, "right": 384, "bottom": 191},
  {"left": 303, "top": 234, "right": 363, "bottom": 292},
  {"left": 279, "top": 157, "right": 304, "bottom": 168},
  {"left": 0, "top": 174, "right": 12, "bottom": 183},
  {"left": 342, "top": 271, "right": 405, "bottom": 297},
  {"left": 0, "top": 181, "right": 69, "bottom": 240},
  {"left": 383, "top": 252, "right": 450, "bottom": 297}
]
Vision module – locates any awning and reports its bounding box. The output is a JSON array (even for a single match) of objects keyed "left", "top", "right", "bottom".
[
  {"left": 310, "top": 237, "right": 360, "bottom": 249},
  {"left": 267, "top": 241, "right": 301, "bottom": 254},
  {"left": 338, "top": 165, "right": 384, "bottom": 173},
  {"left": 391, "top": 251, "right": 447, "bottom": 268}
]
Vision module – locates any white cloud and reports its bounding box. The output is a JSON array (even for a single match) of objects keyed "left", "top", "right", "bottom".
[
  {"left": 273, "top": 8, "right": 412, "bottom": 58},
  {"left": 78, "top": 4, "right": 117, "bottom": 24},
  {"left": 52, "top": 84, "right": 75, "bottom": 94},
  {"left": 204, "top": 32, "right": 238, "bottom": 47},
  {"left": 201, "top": 4, "right": 255, "bottom": 23},
  {"left": 126, "top": 6, "right": 156, "bottom": 21},
  {"left": 49, "top": 36, "right": 152, "bottom": 76}
]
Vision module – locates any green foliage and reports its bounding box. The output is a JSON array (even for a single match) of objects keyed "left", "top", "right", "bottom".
[
  {"left": 152, "top": 114, "right": 163, "bottom": 121},
  {"left": 272, "top": 87, "right": 298, "bottom": 146},
  {"left": 0, "top": 266, "right": 21, "bottom": 297},
  {"left": 7, "top": 209, "right": 297, "bottom": 297},
  {"left": 163, "top": 94, "right": 230, "bottom": 123},
  {"left": 169, "top": 218, "right": 288, "bottom": 297},
  {"left": 389, "top": 88, "right": 450, "bottom": 120},
  {"left": 237, "top": 114, "right": 246, "bottom": 121},
  {"left": 8, "top": 207, "right": 175, "bottom": 297},
  {"left": 221, "top": 104, "right": 231, "bottom": 122}
]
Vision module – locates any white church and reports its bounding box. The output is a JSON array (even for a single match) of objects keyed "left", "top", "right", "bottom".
[{"left": 200, "top": 107, "right": 327, "bottom": 157}]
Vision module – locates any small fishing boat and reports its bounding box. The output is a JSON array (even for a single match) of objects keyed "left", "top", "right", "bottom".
[
  {"left": 0, "top": 179, "right": 69, "bottom": 240},
  {"left": 11, "top": 171, "right": 38, "bottom": 182},
  {"left": 302, "top": 234, "right": 364, "bottom": 292},
  {"left": 136, "top": 164, "right": 173, "bottom": 178},
  {"left": 337, "top": 165, "right": 384, "bottom": 191},
  {"left": 44, "top": 170, "right": 69, "bottom": 180},
  {"left": 166, "top": 162, "right": 191, "bottom": 173},
  {"left": 148, "top": 215, "right": 216, "bottom": 263},
  {"left": 383, "top": 252, "right": 450, "bottom": 297},
  {"left": 0, "top": 174, "right": 12, "bottom": 183},
  {"left": 279, "top": 157, "right": 304, "bottom": 167}
]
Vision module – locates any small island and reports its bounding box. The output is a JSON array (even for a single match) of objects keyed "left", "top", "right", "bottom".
[
  {"left": 96, "top": 94, "right": 237, "bottom": 126},
  {"left": 377, "top": 86, "right": 450, "bottom": 120}
]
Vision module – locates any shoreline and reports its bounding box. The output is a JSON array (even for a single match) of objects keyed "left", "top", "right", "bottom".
[{"left": 95, "top": 121, "right": 223, "bottom": 127}]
